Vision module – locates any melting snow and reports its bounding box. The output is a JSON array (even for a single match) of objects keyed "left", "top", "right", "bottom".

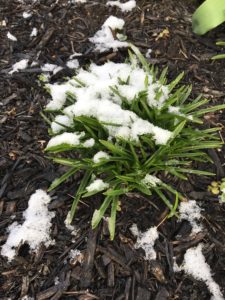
[
  {"left": 142, "top": 174, "right": 161, "bottom": 187},
  {"left": 1, "top": 190, "right": 55, "bottom": 261},
  {"left": 130, "top": 224, "right": 159, "bottom": 260},
  {"left": 30, "top": 27, "right": 38, "bottom": 37},
  {"left": 9, "top": 59, "right": 29, "bottom": 74},
  {"left": 51, "top": 115, "right": 73, "bottom": 133},
  {"left": 93, "top": 151, "right": 110, "bottom": 163},
  {"left": 107, "top": 0, "right": 136, "bottom": 12},
  {"left": 46, "top": 132, "right": 85, "bottom": 149},
  {"left": 176, "top": 244, "right": 224, "bottom": 300},
  {"left": 41, "top": 63, "right": 63, "bottom": 74},
  {"left": 23, "top": 11, "right": 32, "bottom": 18},
  {"left": 89, "top": 16, "right": 128, "bottom": 52},
  {"left": 86, "top": 179, "right": 109, "bottom": 192},
  {"left": 179, "top": 200, "right": 203, "bottom": 234},
  {"left": 7, "top": 32, "right": 17, "bottom": 41},
  {"left": 66, "top": 59, "right": 79, "bottom": 69}
]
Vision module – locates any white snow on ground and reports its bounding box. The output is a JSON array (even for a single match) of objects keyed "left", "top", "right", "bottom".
[
  {"left": 7, "top": 32, "right": 17, "bottom": 41},
  {"left": 66, "top": 59, "right": 79, "bottom": 69},
  {"left": 86, "top": 179, "right": 109, "bottom": 192},
  {"left": 130, "top": 224, "right": 159, "bottom": 260},
  {"left": 107, "top": 0, "right": 136, "bottom": 12},
  {"left": 9, "top": 59, "right": 29, "bottom": 74},
  {"left": 179, "top": 200, "right": 203, "bottom": 234},
  {"left": 89, "top": 16, "right": 128, "bottom": 52},
  {"left": 30, "top": 27, "right": 38, "bottom": 37},
  {"left": 41, "top": 63, "right": 63, "bottom": 75},
  {"left": 46, "top": 60, "right": 173, "bottom": 145},
  {"left": 175, "top": 244, "right": 224, "bottom": 300},
  {"left": 46, "top": 83, "right": 77, "bottom": 110},
  {"left": 93, "top": 151, "right": 110, "bottom": 163},
  {"left": 23, "top": 11, "right": 32, "bottom": 18},
  {"left": 1, "top": 190, "right": 55, "bottom": 261}
]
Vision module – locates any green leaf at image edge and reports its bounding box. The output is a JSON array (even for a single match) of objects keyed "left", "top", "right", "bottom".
[{"left": 192, "top": 0, "right": 225, "bottom": 35}]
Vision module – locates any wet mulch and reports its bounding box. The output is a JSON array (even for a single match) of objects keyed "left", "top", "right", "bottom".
[{"left": 1, "top": 0, "right": 225, "bottom": 299}]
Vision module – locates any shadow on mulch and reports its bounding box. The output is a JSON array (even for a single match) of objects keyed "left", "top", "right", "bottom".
[{"left": 0, "top": 0, "right": 225, "bottom": 299}]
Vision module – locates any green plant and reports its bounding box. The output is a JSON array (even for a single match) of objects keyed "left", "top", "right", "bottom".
[
  {"left": 212, "top": 41, "right": 225, "bottom": 60},
  {"left": 192, "top": 0, "right": 225, "bottom": 35},
  {"left": 44, "top": 45, "right": 225, "bottom": 239}
]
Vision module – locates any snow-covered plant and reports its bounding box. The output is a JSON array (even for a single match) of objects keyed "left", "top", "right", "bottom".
[{"left": 44, "top": 45, "right": 225, "bottom": 239}]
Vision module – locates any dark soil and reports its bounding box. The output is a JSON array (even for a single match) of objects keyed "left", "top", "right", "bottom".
[{"left": 1, "top": 0, "right": 225, "bottom": 299}]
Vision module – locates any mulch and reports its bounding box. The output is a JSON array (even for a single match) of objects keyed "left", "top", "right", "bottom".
[{"left": 0, "top": 0, "right": 225, "bottom": 299}]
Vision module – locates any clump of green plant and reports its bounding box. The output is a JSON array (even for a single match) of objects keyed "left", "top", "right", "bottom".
[
  {"left": 44, "top": 45, "right": 225, "bottom": 239},
  {"left": 192, "top": 0, "right": 225, "bottom": 35}
]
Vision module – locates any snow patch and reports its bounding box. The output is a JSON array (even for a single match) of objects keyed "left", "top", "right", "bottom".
[
  {"left": 93, "top": 151, "right": 110, "bottom": 163},
  {"left": 9, "top": 59, "right": 29, "bottom": 74},
  {"left": 51, "top": 115, "right": 73, "bottom": 133},
  {"left": 179, "top": 200, "right": 203, "bottom": 234},
  {"left": 23, "top": 11, "right": 32, "bottom": 18},
  {"left": 7, "top": 32, "right": 17, "bottom": 41},
  {"left": 107, "top": 0, "right": 136, "bottom": 12},
  {"left": 89, "top": 16, "right": 128, "bottom": 52},
  {"left": 46, "top": 132, "right": 85, "bottom": 149},
  {"left": 66, "top": 59, "right": 79, "bottom": 69},
  {"left": 176, "top": 244, "right": 224, "bottom": 300},
  {"left": 86, "top": 179, "right": 109, "bottom": 192},
  {"left": 41, "top": 63, "right": 63, "bottom": 75},
  {"left": 130, "top": 224, "right": 159, "bottom": 260},
  {"left": 1, "top": 190, "right": 55, "bottom": 261},
  {"left": 30, "top": 27, "right": 38, "bottom": 37},
  {"left": 142, "top": 174, "right": 161, "bottom": 187}
]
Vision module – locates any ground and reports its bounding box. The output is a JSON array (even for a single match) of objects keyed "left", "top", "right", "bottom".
[{"left": 0, "top": 0, "right": 225, "bottom": 299}]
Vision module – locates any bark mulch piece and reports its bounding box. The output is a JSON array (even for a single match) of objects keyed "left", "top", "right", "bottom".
[{"left": 0, "top": 0, "right": 225, "bottom": 299}]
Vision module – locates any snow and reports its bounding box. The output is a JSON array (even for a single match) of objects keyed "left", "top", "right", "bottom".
[
  {"left": 89, "top": 16, "right": 128, "bottom": 52},
  {"left": 66, "top": 59, "right": 79, "bottom": 69},
  {"left": 142, "top": 174, "right": 161, "bottom": 187},
  {"left": 178, "top": 244, "right": 224, "bottom": 300},
  {"left": 46, "top": 60, "right": 173, "bottom": 145},
  {"left": 86, "top": 179, "right": 109, "bottom": 192},
  {"left": 69, "top": 249, "right": 81, "bottom": 259},
  {"left": 107, "top": 0, "right": 136, "bottom": 12},
  {"left": 64, "top": 213, "right": 79, "bottom": 236},
  {"left": 130, "top": 224, "right": 159, "bottom": 260},
  {"left": 83, "top": 138, "right": 95, "bottom": 147},
  {"left": 41, "top": 63, "right": 63, "bottom": 74},
  {"left": 51, "top": 115, "right": 73, "bottom": 133},
  {"left": 7, "top": 32, "right": 17, "bottom": 41},
  {"left": 23, "top": 12, "right": 32, "bottom": 18},
  {"left": 46, "top": 83, "right": 77, "bottom": 110},
  {"left": 30, "top": 27, "right": 38, "bottom": 37},
  {"left": 93, "top": 151, "right": 110, "bottom": 163},
  {"left": 1, "top": 190, "right": 55, "bottom": 261},
  {"left": 46, "top": 132, "right": 85, "bottom": 149},
  {"left": 179, "top": 200, "right": 202, "bottom": 234},
  {"left": 9, "top": 59, "right": 29, "bottom": 74},
  {"left": 146, "top": 49, "right": 152, "bottom": 59}
]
